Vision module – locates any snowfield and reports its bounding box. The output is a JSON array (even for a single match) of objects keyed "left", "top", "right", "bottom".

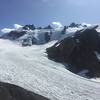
[{"left": 0, "top": 39, "right": 100, "bottom": 100}]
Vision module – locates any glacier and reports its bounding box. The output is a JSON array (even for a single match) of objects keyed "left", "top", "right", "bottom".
[{"left": 0, "top": 22, "right": 100, "bottom": 100}]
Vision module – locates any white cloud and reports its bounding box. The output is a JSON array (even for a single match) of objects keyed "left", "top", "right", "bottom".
[
  {"left": 1, "top": 24, "right": 23, "bottom": 34},
  {"left": 82, "top": 22, "right": 91, "bottom": 27},
  {"left": 1, "top": 28, "right": 14, "bottom": 33},
  {"left": 14, "top": 24, "right": 23, "bottom": 29},
  {"left": 51, "top": 22, "right": 63, "bottom": 29}
]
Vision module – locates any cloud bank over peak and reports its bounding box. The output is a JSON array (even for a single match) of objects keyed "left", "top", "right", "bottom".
[
  {"left": 1, "top": 24, "right": 23, "bottom": 34},
  {"left": 51, "top": 22, "right": 63, "bottom": 29},
  {"left": 1, "top": 28, "right": 14, "bottom": 33},
  {"left": 14, "top": 24, "right": 23, "bottom": 29}
]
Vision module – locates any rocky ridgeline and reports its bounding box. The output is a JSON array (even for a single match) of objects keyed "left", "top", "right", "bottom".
[
  {"left": 1, "top": 23, "right": 89, "bottom": 46},
  {"left": 46, "top": 25, "right": 100, "bottom": 77}
]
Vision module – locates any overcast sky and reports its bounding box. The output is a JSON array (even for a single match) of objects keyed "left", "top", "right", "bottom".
[{"left": 0, "top": 0, "right": 100, "bottom": 28}]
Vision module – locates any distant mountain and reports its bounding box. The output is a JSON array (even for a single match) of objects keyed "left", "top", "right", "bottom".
[{"left": 0, "top": 22, "right": 91, "bottom": 46}]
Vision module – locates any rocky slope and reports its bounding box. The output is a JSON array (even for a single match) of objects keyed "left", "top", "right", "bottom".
[{"left": 46, "top": 25, "right": 100, "bottom": 78}]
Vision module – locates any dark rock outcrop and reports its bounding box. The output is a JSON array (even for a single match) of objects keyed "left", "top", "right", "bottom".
[
  {"left": 44, "top": 32, "right": 51, "bottom": 43},
  {"left": 23, "top": 25, "right": 35, "bottom": 30},
  {"left": 61, "top": 26, "right": 67, "bottom": 35},
  {"left": 44, "top": 25, "right": 52, "bottom": 29},
  {"left": 0, "top": 82, "right": 49, "bottom": 100},
  {"left": 2, "top": 31, "right": 27, "bottom": 40},
  {"left": 46, "top": 26, "right": 100, "bottom": 77},
  {"left": 69, "top": 22, "right": 81, "bottom": 28},
  {"left": 37, "top": 27, "right": 42, "bottom": 29}
]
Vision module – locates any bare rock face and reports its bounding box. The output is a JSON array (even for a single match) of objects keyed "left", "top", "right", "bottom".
[
  {"left": 43, "top": 25, "right": 52, "bottom": 29},
  {"left": 0, "top": 85, "right": 11, "bottom": 100},
  {"left": 0, "top": 82, "right": 49, "bottom": 100},
  {"left": 46, "top": 26, "right": 100, "bottom": 77},
  {"left": 2, "top": 31, "right": 27, "bottom": 40},
  {"left": 69, "top": 22, "right": 81, "bottom": 28},
  {"left": 23, "top": 25, "right": 35, "bottom": 30}
]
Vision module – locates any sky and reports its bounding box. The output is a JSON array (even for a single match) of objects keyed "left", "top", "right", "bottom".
[{"left": 0, "top": 0, "right": 100, "bottom": 29}]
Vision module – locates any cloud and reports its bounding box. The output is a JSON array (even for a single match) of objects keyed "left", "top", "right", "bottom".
[
  {"left": 51, "top": 22, "right": 63, "bottom": 29},
  {"left": 14, "top": 24, "right": 23, "bottom": 29},
  {"left": 1, "top": 24, "right": 23, "bottom": 34},
  {"left": 82, "top": 22, "right": 91, "bottom": 27},
  {"left": 1, "top": 28, "right": 14, "bottom": 33}
]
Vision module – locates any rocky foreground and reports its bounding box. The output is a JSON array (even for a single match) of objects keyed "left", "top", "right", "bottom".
[
  {"left": 0, "top": 23, "right": 100, "bottom": 100},
  {"left": 0, "top": 82, "right": 49, "bottom": 100}
]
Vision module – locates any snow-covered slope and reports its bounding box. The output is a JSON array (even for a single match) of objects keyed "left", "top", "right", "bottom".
[{"left": 0, "top": 39, "right": 100, "bottom": 100}]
